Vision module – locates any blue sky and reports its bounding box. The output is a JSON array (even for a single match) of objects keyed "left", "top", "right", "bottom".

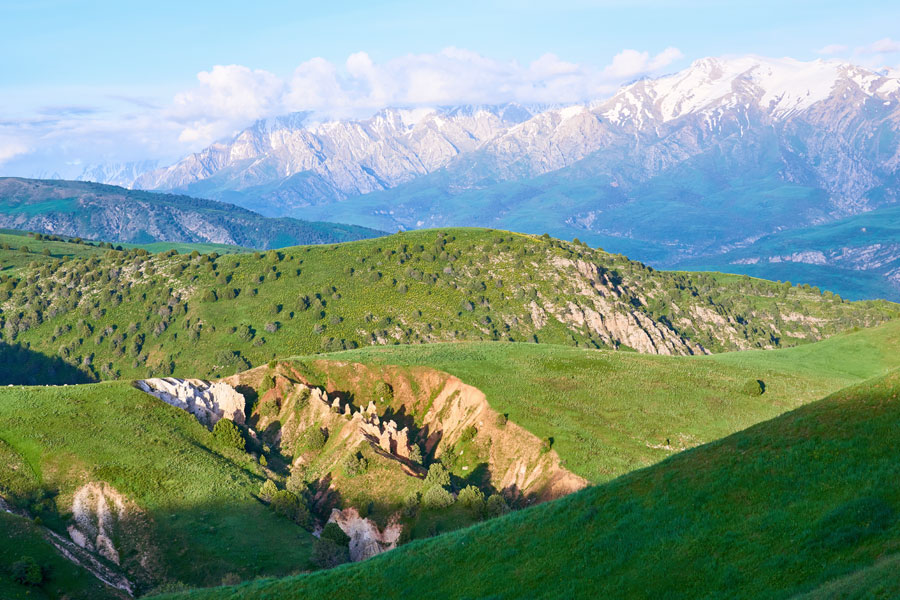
[{"left": 2, "top": 0, "right": 900, "bottom": 175}]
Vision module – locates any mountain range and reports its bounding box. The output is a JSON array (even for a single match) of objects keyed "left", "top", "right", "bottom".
[{"left": 73, "top": 55, "right": 900, "bottom": 300}]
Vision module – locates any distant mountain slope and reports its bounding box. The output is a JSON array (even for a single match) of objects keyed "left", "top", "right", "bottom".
[
  {"left": 154, "top": 368, "right": 900, "bottom": 600},
  {"left": 672, "top": 203, "right": 900, "bottom": 301},
  {"left": 0, "top": 178, "right": 384, "bottom": 248},
  {"left": 1, "top": 228, "right": 896, "bottom": 385}
]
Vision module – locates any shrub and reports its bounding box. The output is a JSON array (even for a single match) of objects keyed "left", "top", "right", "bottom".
[
  {"left": 495, "top": 413, "right": 508, "bottom": 428},
  {"left": 485, "top": 493, "right": 510, "bottom": 518},
  {"left": 312, "top": 538, "right": 350, "bottom": 569},
  {"left": 742, "top": 379, "right": 765, "bottom": 396},
  {"left": 294, "top": 386, "right": 311, "bottom": 410},
  {"left": 11, "top": 556, "right": 42, "bottom": 586},
  {"left": 270, "top": 490, "right": 310, "bottom": 526},
  {"left": 236, "top": 323, "right": 255, "bottom": 342},
  {"left": 424, "top": 462, "right": 451, "bottom": 489},
  {"left": 457, "top": 485, "right": 485, "bottom": 512},
  {"left": 342, "top": 452, "right": 369, "bottom": 477},
  {"left": 320, "top": 522, "right": 351, "bottom": 546},
  {"left": 202, "top": 289, "right": 217, "bottom": 302},
  {"left": 298, "top": 426, "right": 327, "bottom": 452},
  {"left": 408, "top": 443, "right": 423, "bottom": 465},
  {"left": 259, "top": 373, "right": 276, "bottom": 394},
  {"left": 259, "top": 479, "right": 278, "bottom": 502},
  {"left": 373, "top": 380, "right": 393, "bottom": 401},
  {"left": 422, "top": 485, "right": 454, "bottom": 510},
  {"left": 213, "top": 418, "right": 245, "bottom": 451}
]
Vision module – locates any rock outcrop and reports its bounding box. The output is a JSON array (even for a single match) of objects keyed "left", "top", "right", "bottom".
[
  {"left": 136, "top": 378, "right": 246, "bottom": 427},
  {"left": 327, "top": 507, "right": 403, "bottom": 562},
  {"left": 66, "top": 481, "right": 159, "bottom": 588}
]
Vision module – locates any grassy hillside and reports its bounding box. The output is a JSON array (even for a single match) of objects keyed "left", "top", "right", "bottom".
[
  {"left": 293, "top": 319, "right": 900, "bottom": 483},
  {"left": 155, "top": 369, "right": 900, "bottom": 600},
  {"left": 0, "top": 178, "right": 383, "bottom": 249},
  {"left": 0, "top": 511, "right": 125, "bottom": 600},
  {"left": 0, "top": 381, "right": 316, "bottom": 595},
  {"left": 1, "top": 228, "right": 896, "bottom": 385},
  {"left": 1, "top": 229, "right": 247, "bottom": 273}
]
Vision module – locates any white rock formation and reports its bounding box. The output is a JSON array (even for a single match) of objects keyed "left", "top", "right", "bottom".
[
  {"left": 327, "top": 507, "right": 402, "bottom": 562},
  {"left": 136, "top": 378, "right": 246, "bottom": 427},
  {"left": 67, "top": 483, "right": 129, "bottom": 565}
]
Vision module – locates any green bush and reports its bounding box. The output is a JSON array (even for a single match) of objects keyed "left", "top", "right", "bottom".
[
  {"left": 297, "top": 426, "right": 327, "bottom": 452},
  {"left": 11, "top": 555, "right": 42, "bottom": 586},
  {"left": 270, "top": 490, "right": 311, "bottom": 527},
  {"left": 408, "top": 443, "right": 423, "bottom": 465},
  {"left": 342, "top": 452, "right": 369, "bottom": 477},
  {"left": 485, "top": 493, "right": 510, "bottom": 518},
  {"left": 457, "top": 485, "right": 485, "bottom": 512},
  {"left": 373, "top": 380, "right": 393, "bottom": 401},
  {"left": 742, "top": 379, "right": 766, "bottom": 396},
  {"left": 320, "top": 522, "right": 351, "bottom": 546},
  {"left": 213, "top": 418, "right": 245, "bottom": 452},
  {"left": 312, "top": 538, "right": 350, "bottom": 569},
  {"left": 259, "top": 479, "right": 278, "bottom": 502},
  {"left": 424, "top": 462, "right": 450, "bottom": 489},
  {"left": 422, "top": 485, "right": 454, "bottom": 510},
  {"left": 259, "top": 373, "right": 276, "bottom": 395}
]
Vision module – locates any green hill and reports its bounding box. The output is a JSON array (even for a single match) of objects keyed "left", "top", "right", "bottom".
[
  {"left": 153, "top": 368, "right": 900, "bottom": 600},
  {"left": 0, "top": 382, "right": 316, "bottom": 596},
  {"left": 0, "top": 229, "right": 247, "bottom": 274},
  {"left": 0, "top": 178, "right": 383, "bottom": 249},
  {"left": 1, "top": 228, "right": 896, "bottom": 385}
]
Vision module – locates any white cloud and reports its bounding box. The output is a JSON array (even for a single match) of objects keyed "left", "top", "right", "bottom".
[
  {"left": 602, "top": 47, "right": 683, "bottom": 78},
  {"left": 816, "top": 44, "right": 847, "bottom": 55},
  {"left": 0, "top": 46, "right": 684, "bottom": 176},
  {"left": 167, "top": 46, "right": 685, "bottom": 145},
  {"left": 861, "top": 38, "right": 900, "bottom": 55},
  {"left": 0, "top": 137, "right": 29, "bottom": 164}
]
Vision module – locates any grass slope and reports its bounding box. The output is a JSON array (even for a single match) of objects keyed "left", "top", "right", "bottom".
[
  {"left": 155, "top": 369, "right": 900, "bottom": 600},
  {"left": 0, "top": 382, "right": 315, "bottom": 595},
  {"left": 0, "top": 511, "right": 124, "bottom": 600},
  {"left": 1, "top": 229, "right": 249, "bottom": 273},
  {"left": 295, "top": 319, "right": 900, "bottom": 483},
  {"left": 2, "top": 228, "right": 895, "bottom": 385}
]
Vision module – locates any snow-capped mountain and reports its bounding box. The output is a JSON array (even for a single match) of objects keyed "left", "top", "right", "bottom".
[
  {"left": 128, "top": 56, "right": 900, "bottom": 216},
  {"left": 85, "top": 55, "right": 899, "bottom": 299},
  {"left": 131, "top": 104, "right": 544, "bottom": 211}
]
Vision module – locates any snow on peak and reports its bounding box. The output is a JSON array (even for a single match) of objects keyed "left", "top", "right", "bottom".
[
  {"left": 603, "top": 55, "right": 898, "bottom": 125},
  {"left": 558, "top": 104, "right": 588, "bottom": 121}
]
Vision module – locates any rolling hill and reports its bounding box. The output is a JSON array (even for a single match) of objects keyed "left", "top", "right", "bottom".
[
  {"left": 152, "top": 368, "right": 900, "bottom": 600},
  {"left": 2, "top": 228, "right": 896, "bottom": 385}
]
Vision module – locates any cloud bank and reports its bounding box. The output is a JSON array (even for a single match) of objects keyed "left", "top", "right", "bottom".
[
  {"left": 169, "top": 46, "right": 683, "bottom": 144},
  {"left": 0, "top": 46, "right": 682, "bottom": 176}
]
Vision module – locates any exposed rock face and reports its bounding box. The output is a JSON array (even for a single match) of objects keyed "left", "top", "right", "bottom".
[
  {"left": 68, "top": 482, "right": 129, "bottom": 564},
  {"left": 136, "top": 378, "right": 246, "bottom": 427},
  {"left": 327, "top": 507, "right": 402, "bottom": 562},
  {"left": 66, "top": 482, "right": 159, "bottom": 587}
]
